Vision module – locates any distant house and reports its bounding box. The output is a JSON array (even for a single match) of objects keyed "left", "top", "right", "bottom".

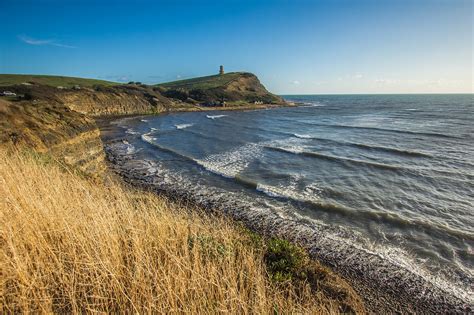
[
  {"left": 21, "top": 82, "right": 32, "bottom": 86},
  {"left": 72, "top": 85, "right": 81, "bottom": 90},
  {"left": 254, "top": 100, "right": 263, "bottom": 105},
  {"left": 57, "top": 86, "right": 65, "bottom": 89},
  {"left": 1, "top": 91, "right": 16, "bottom": 96}
]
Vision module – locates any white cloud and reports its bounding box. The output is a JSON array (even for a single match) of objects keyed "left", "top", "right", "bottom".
[
  {"left": 292, "top": 80, "right": 300, "bottom": 85},
  {"left": 18, "top": 35, "right": 75, "bottom": 48}
]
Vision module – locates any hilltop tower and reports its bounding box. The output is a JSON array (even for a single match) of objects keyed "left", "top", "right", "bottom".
[{"left": 219, "top": 65, "right": 224, "bottom": 75}]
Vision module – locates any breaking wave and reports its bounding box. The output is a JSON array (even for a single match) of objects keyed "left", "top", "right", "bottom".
[
  {"left": 206, "top": 114, "right": 227, "bottom": 119},
  {"left": 322, "top": 124, "right": 460, "bottom": 139},
  {"left": 195, "top": 143, "right": 264, "bottom": 178},
  {"left": 293, "top": 133, "right": 312, "bottom": 139},
  {"left": 291, "top": 134, "right": 433, "bottom": 158},
  {"left": 175, "top": 123, "right": 194, "bottom": 129},
  {"left": 266, "top": 146, "right": 402, "bottom": 171}
]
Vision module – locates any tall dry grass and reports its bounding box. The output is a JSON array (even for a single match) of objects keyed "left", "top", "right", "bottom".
[{"left": 0, "top": 150, "right": 358, "bottom": 313}]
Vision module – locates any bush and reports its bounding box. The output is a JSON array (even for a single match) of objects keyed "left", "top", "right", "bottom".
[{"left": 264, "top": 238, "right": 309, "bottom": 282}]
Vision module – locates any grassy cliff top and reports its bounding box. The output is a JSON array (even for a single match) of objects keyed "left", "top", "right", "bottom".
[
  {"left": 0, "top": 74, "right": 117, "bottom": 88},
  {"left": 157, "top": 72, "right": 252, "bottom": 90}
]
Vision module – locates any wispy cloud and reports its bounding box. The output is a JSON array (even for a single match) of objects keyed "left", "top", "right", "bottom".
[
  {"left": 18, "top": 35, "right": 76, "bottom": 48},
  {"left": 292, "top": 80, "right": 300, "bottom": 85}
]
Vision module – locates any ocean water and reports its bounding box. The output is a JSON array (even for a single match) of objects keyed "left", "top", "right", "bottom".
[{"left": 106, "top": 94, "right": 473, "bottom": 299}]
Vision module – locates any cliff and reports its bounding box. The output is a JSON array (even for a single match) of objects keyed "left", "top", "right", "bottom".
[
  {"left": 0, "top": 99, "right": 106, "bottom": 178},
  {"left": 158, "top": 72, "right": 285, "bottom": 105},
  {"left": 0, "top": 72, "right": 286, "bottom": 177}
]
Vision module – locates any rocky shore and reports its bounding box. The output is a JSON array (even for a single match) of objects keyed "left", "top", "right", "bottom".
[{"left": 103, "top": 137, "right": 471, "bottom": 314}]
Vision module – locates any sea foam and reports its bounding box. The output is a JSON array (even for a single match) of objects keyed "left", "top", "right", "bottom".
[
  {"left": 175, "top": 123, "right": 194, "bottom": 130},
  {"left": 206, "top": 114, "right": 227, "bottom": 119}
]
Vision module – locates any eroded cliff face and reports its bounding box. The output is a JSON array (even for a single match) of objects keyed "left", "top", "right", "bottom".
[
  {"left": 6, "top": 84, "right": 187, "bottom": 117},
  {"left": 222, "top": 73, "right": 284, "bottom": 103},
  {"left": 58, "top": 90, "right": 165, "bottom": 116},
  {"left": 0, "top": 99, "right": 106, "bottom": 179}
]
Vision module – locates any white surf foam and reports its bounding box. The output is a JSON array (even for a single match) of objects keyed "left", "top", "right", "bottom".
[
  {"left": 141, "top": 132, "right": 157, "bottom": 144},
  {"left": 125, "top": 128, "right": 140, "bottom": 135},
  {"left": 206, "top": 114, "right": 227, "bottom": 119},
  {"left": 294, "top": 133, "right": 312, "bottom": 139},
  {"left": 196, "top": 143, "right": 264, "bottom": 178},
  {"left": 256, "top": 176, "right": 322, "bottom": 204},
  {"left": 300, "top": 102, "right": 326, "bottom": 107},
  {"left": 175, "top": 123, "right": 194, "bottom": 130}
]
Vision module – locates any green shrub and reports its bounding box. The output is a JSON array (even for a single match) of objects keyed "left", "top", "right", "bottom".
[{"left": 264, "top": 238, "right": 309, "bottom": 282}]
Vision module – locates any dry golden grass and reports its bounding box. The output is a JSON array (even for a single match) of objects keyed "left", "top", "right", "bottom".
[{"left": 0, "top": 150, "right": 363, "bottom": 314}]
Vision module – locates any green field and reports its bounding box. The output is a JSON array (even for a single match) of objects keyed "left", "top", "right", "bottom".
[
  {"left": 157, "top": 72, "right": 248, "bottom": 90},
  {"left": 0, "top": 74, "right": 117, "bottom": 88}
]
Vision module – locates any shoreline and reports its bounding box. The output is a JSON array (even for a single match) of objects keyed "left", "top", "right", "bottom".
[
  {"left": 99, "top": 112, "right": 471, "bottom": 314},
  {"left": 94, "top": 102, "right": 296, "bottom": 122}
]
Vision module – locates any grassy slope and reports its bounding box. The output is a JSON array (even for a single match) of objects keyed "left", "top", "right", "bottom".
[
  {"left": 0, "top": 74, "right": 117, "bottom": 88},
  {"left": 157, "top": 72, "right": 246, "bottom": 90},
  {"left": 0, "top": 150, "right": 364, "bottom": 313}
]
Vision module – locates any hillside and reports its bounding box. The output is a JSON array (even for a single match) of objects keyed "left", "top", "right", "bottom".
[
  {"left": 0, "top": 74, "right": 117, "bottom": 88},
  {"left": 157, "top": 72, "right": 285, "bottom": 105},
  {"left": 159, "top": 72, "right": 245, "bottom": 90}
]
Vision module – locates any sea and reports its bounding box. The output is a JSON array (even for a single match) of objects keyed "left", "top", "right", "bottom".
[{"left": 104, "top": 94, "right": 473, "bottom": 301}]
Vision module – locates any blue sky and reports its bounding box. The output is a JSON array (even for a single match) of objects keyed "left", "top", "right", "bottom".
[{"left": 1, "top": 0, "right": 472, "bottom": 94}]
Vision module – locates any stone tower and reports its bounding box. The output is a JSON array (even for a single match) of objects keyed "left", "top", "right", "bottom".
[{"left": 219, "top": 65, "right": 224, "bottom": 75}]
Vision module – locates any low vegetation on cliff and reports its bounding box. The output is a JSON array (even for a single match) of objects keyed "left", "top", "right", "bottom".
[
  {"left": 0, "top": 74, "right": 116, "bottom": 88},
  {"left": 157, "top": 72, "right": 284, "bottom": 104},
  {"left": 0, "top": 150, "right": 364, "bottom": 313}
]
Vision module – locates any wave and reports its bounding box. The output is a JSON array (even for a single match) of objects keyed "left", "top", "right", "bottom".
[
  {"left": 107, "top": 140, "right": 139, "bottom": 155},
  {"left": 251, "top": 178, "right": 474, "bottom": 241},
  {"left": 290, "top": 134, "right": 432, "bottom": 158},
  {"left": 141, "top": 132, "right": 157, "bottom": 144},
  {"left": 293, "top": 133, "right": 312, "bottom": 139},
  {"left": 143, "top": 138, "right": 264, "bottom": 179},
  {"left": 256, "top": 182, "right": 321, "bottom": 202},
  {"left": 266, "top": 146, "right": 402, "bottom": 171},
  {"left": 175, "top": 123, "right": 194, "bottom": 130},
  {"left": 140, "top": 119, "right": 149, "bottom": 122},
  {"left": 206, "top": 114, "right": 227, "bottom": 119},
  {"left": 352, "top": 142, "right": 432, "bottom": 158},
  {"left": 196, "top": 143, "right": 264, "bottom": 178},
  {"left": 299, "top": 102, "right": 326, "bottom": 107},
  {"left": 125, "top": 128, "right": 140, "bottom": 135},
  {"left": 325, "top": 124, "right": 459, "bottom": 139}
]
